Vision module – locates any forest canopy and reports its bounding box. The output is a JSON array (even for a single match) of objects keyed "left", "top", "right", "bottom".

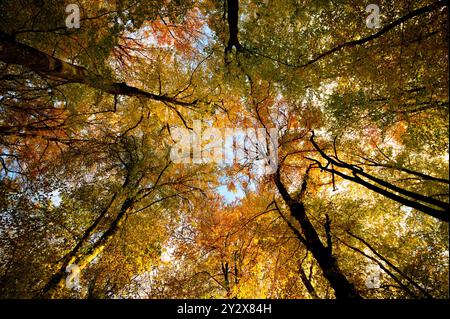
[{"left": 0, "top": 0, "right": 448, "bottom": 299}]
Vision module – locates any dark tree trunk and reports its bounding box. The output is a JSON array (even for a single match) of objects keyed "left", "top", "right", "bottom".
[
  {"left": 274, "top": 170, "right": 362, "bottom": 299},
  {"left": 225, "top": 0, "right": 242, "bottom": 53},
  {"left": 298, "top": 264, "right": 319, "bottom": 298}
]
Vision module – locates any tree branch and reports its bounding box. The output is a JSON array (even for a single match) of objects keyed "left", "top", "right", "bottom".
[{"left": 0, "top": 31, "right": 197, "bottom": 108}]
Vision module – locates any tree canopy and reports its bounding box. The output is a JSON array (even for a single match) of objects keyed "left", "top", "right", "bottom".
[{"left": 0, "top": 0, "right": 448, "bottom": 299}]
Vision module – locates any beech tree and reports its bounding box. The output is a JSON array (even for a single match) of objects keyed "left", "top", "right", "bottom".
[{"left": 0, "top": 0, "right": 448, "bottom": 299}]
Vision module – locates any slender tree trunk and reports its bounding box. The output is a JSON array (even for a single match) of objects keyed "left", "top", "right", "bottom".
[
  {"left": 347, "top": 231, "right": 433, "bottom": 298},
  {"left": 37, "top": 194, "right": 135, "bottom": 298},
  {"left": 221, "top": 262, "right": 231, "bottom": 297},
  {"left": 338, "top": 237, "right": 420, "bottom": 298},
  {"left": 298, "top": 264, "right": 319, "bottom": 298}
]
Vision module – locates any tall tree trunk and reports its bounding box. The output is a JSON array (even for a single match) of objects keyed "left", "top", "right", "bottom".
[
  {"left": 225, "top": 0, "right": 242, "bottom": 53},
  {"left": 37, "top": 193, "right": 135, "bottom": 298},
  {"left": 274, "top": 170, "right": 362, "bottom": 299}
]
